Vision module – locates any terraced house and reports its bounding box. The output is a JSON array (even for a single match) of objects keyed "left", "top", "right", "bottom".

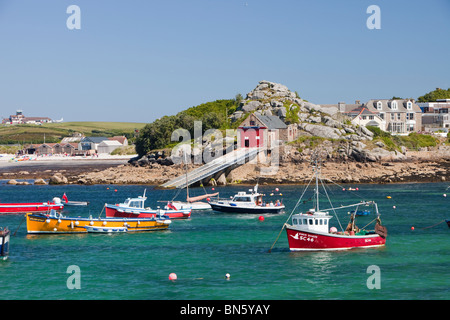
[{"left": 363, "top": 99, "right": 422, "bottom": 134}]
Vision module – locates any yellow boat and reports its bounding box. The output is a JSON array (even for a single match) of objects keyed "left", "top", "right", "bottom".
[{"left": 26, "top": 211, "right": 171, "bottom": 234}]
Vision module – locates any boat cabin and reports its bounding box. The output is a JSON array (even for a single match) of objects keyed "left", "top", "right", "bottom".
[
  {"left": 231, "top": 191, "right": 262, "bottom": 204},
  {"left": 121, "top": 196, "right": 146, "bottom": 209},
  {"left": 291, "top": 209, "right": 332, "bottom": 233}
]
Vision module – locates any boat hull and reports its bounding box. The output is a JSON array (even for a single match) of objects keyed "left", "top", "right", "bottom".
[
  {"left": 0, "top": 203, "right": 64, "bottom": 214},
  {"left": 104, "top": 204, "right": 191, "bottom": 219},
  {"left": 26, "top": 213, "right": 171, "bottom": 234},
  {"left": 169, "top": 201, "right": 211, "bottom": 211},
  {"left": 209, "top": 202, "right": 284, "bottom": 214},
  {"left": 285, "top": 225, "right": 386, "bottom": 251}
]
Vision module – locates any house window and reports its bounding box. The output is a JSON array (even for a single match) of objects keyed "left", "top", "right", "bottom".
[
  {"left": 362, "top": 116, "right": 367, "bottom": 120},
  {"left": 390, "top": 113, "right": 395, "bottom": 120},
  {"left": 377, "top": 101, "right": 382, "bottom": 110},
  {"left": 369, "top": 115, "right": 374, "bottom": 120},
  {"left": 392, "top": 101, "right": 398, "bottom": 110},
  {"left": 250, "top": 120, "right": 255, "bottom": 126},
  {"left": 397, "top": 113, "right": 401, "bottom": 120},
  {"left": 407, "top": 102, "right": 412, "bottom": 110},
  {"left": 379, "top": 113, "right": 385, "bottom": 120},
  {"left": 244, "top": 140, "right": 249, "bottom": 147}
]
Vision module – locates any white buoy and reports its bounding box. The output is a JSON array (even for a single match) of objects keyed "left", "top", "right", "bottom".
[{"left": 225, "top": 273, "right": 230, "bottom": 280}]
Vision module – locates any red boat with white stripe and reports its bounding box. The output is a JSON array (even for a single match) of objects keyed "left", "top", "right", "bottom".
[
  {"left": 281, "top": 156, "right": 387, "bottom": 251},
  {"left": 104, "top": 190, "right": 191, "bottom": 219},
  {"left": 0, "top": 197, "right": 64, "bottom": 214}
]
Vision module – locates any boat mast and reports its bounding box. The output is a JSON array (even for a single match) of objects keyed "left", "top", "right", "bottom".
[{"left": 314, "top": 157, "right": 320, "bottom": 212}]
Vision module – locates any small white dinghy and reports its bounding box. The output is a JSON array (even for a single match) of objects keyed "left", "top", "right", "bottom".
[{"left": 84, "top": 226, "right": 128, "bottom": 233}]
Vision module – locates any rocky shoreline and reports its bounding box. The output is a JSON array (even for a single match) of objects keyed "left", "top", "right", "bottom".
[{"left": 1, "top": 152, "right": 448, "bottom": 186}]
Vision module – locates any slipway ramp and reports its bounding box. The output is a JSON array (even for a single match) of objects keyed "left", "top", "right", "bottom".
[{"left": 161, "top": 147, "right": 262, "bottom": 189}]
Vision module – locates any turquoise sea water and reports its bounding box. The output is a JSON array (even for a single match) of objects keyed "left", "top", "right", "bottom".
[{"left": 0, "top": 182, "right": 448, "bottom": 300}]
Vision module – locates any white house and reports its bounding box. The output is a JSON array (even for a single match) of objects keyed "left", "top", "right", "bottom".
[
  {"left": 97, "top": 140, "right": 123, "bottom": 154},
  {"left": 348, "top": 107, "right": 385, "bottom": 130}
]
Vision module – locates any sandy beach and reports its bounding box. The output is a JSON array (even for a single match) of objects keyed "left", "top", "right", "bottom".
[{"left": 0, "top": 154, "right": 132, "bottom": 180}]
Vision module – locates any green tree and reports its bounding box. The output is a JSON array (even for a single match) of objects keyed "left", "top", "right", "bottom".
[{"left": 417, "top": 88, "right": 450, "bottom": 102}]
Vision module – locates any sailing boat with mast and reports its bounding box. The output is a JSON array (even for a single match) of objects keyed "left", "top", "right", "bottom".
[
  {"left": 165, "top": 151, "right": 217, "bottom": 211},
  {"left": 272, "top": 154, "right": 387, "bottom": 251}
]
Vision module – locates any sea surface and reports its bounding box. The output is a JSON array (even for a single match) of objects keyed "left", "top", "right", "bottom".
[{"left": 0, "top": 181, "right": 448, "bottom": 300}]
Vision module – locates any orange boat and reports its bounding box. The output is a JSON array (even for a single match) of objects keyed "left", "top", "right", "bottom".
[{"left": 26, "top": 211, "right": 171, "bottom": 234}]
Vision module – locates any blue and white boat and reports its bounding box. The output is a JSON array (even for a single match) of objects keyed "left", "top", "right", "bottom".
[
  {"left": 208, "top": 184, "right": 285, "bottom": 214},
  {"left": 1, "top": 227, "right": 10, "bottom": 260}
]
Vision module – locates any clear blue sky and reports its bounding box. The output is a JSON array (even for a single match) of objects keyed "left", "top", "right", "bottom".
[{"left": 1, "top": 0, "right": 449, "bottom": 122}]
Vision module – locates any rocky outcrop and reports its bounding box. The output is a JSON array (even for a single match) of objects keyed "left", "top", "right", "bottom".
[
  {"left": 34, "top": 178, "right": 47, "bottom": 185},
  {"left": 49, "top": 173, "right": 68, "bottom": 185},
  {"left": 231, "top": 80, "right": 374, "bottom": 145},
  {"left": 128, "top": 151, "right": 174, "bottom": 167}
]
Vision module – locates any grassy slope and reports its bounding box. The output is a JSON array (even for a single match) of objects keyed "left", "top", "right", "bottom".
[{"left": 0, "top": 122, "right": 146, "bottom": 144}]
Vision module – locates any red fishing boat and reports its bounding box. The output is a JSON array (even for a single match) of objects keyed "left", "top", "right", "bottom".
[
  {"left": 282, "top": 157, "right": 387, "bottom": 251},
  {"left": 104, "top": 190, "right": 191, "bottom": 219},
  {"left": 0, "top": 197, "right": 64, "bottom": 214}
]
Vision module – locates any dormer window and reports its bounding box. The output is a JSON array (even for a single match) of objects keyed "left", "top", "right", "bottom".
[
  {"left": 376, "top": 101, "right": 382, "bottom": 110},
  {"left": 407, "top": 101, "right": 413, "bottom": 110},
  {"left": 391, "top": 101, "right": 398, "bottom": 110}
]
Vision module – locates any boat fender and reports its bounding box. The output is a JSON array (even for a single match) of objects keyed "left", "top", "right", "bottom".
[
  {"left": 102, "top": 221, "right": 107, "bottom": 226},
  {"left": 45, "top": 219, "right": 51, "bottom": 224},
  {"left": 53, "top": 228, "right": 57, "bottom": 232},
  {"left": 137, "top": 221, "right": 140, "bottom": 225},
  {"left": 89, "top": 221, "right": 94, "bottom": 226},
  {"left": 75, "top": 221, "right": 79, "bottom": 226},
  {"left": 57, "top": 219, "right": 61, "bottom": 224},
  {"left": 70, "top": 221, "right": 74, "bottom": 229}
]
